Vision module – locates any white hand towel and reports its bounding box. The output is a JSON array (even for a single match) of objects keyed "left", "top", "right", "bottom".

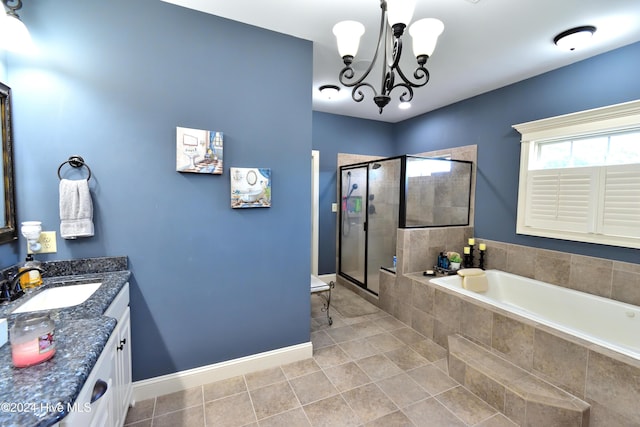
[{"left": 59, "top": 179, "right": 94, "bottom": 239}]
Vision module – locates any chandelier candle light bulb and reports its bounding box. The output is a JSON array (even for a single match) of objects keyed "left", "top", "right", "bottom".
[
  {"left": 332, "top": 20, "right": 365, "bottom": 59},
  {"left": 410, "top": 18, "right": 444, "bottom": 59},
  {"left": 386, "top": 0, "right": 415, "bottom": 29},
  {"left": 0, "top": 0, "right": 35, "bottom": 54}
]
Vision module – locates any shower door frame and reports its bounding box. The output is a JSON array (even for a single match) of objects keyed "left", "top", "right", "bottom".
[
  {"left": 338, "top": 156, "right": 405, "bottom": 295},
  {"left": 338, "top": 163, "right": 371, "bottom": 292},
  {"left": 338, "top": 155, "right": 474, "bottom": 296}
]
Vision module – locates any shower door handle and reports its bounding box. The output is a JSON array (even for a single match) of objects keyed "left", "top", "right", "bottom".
[{"left": 364, "top": 221, "right": 367, "bottom": 231}]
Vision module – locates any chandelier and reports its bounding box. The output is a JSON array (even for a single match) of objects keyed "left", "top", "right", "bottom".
[{"left": 332, "top": 0, "right": 444, "bottom": 114}]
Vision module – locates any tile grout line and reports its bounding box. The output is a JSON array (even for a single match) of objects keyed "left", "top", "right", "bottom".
[
  {"left": 242, "top": 373, "right": 259, "bottom": 426},
  {"left": 284, "top": 375, "right": 315, "bottom": 427},
  {"left": 200, "top": 384, "right": 206, "bottom": 427},
  {"left": 431, "top": 385, "right": 482, "bottom": 427},
  {"left": 150, "top": 396, "right": 156, "bottom": 427}
]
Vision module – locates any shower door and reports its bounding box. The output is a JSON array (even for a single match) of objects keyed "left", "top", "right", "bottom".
[
  {"left": 339, "top": 167, "right": 367, "bottom": 286},
  {"left": 339, "top": 160, "right": 400, "bottom": 295}
]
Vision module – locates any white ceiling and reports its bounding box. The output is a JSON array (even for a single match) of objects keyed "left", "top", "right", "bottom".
[{"left": 162, "top": 0, "right": 640, "bottom": 123}]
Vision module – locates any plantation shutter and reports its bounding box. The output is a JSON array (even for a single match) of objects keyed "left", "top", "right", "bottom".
[
  {"left": 524, "top": 168, "right": 597, "bottom": 233},
  {"left": 599, "top": 164, "right": 640, "bottom": 238}
]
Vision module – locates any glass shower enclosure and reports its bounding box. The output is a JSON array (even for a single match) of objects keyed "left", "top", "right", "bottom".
[{"left": 339, "top": 155, "right": 472, "bottom": 295}]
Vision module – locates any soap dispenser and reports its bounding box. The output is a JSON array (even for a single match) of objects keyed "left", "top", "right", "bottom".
[{"left": 19, "top": 255, "right": 43, "bottom": 289}]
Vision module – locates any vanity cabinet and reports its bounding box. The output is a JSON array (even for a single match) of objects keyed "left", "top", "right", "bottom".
[
  {"left": 59, "top": 328, "right": 117, "bottom": 426},
  {"left": 104, "top": 282, "right": 132, "bottom": 427},
  {"left": 60, "top": 283, "right": 131, "bottom": 427},
  {"left": 113, "top": 307, "right": 132, "bottom": 426}
]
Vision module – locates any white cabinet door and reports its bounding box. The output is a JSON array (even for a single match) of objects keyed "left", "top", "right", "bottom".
[
  {"left": 61, "top": 283, "right": 132, "bottom": 427},
  {"left": 61, "top": 333, "right": 117, "bottom": 427},
  {"left": 114, "top": 307, "right": 132, "bottom": 427}
]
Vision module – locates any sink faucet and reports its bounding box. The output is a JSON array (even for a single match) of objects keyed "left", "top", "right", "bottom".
[{"left": 0, "top": 268, "right": 44, "bottom": 303}]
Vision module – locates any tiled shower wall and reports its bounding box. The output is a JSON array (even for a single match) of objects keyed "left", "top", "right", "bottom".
[
  {"left": 335, "top": 144, "right": 478, "bottom": 287},
  {"left": 405, "top": 161, "right": 472, "bottom": 227}
]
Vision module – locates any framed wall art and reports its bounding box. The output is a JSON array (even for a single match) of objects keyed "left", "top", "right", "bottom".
[
  {"left": 231, "top": 167, "right": 271, "bottom": 208},
  {"left": 176, "top": 127, "right": 223, "bottom": 174}
]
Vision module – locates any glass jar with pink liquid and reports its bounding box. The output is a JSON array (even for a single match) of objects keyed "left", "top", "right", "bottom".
[{"left": 10, "top": 313, "right": 56, "bottom": 368}]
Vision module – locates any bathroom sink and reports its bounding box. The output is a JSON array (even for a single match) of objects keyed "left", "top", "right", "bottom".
[{"left": 12, "top": 282, "right": 102, "bottom": 314}]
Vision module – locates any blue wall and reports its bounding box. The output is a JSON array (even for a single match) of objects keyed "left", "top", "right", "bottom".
[
  {"left": 4, "top": 0, "right": 312, "bottom": 380},
  {"left": 312, "top": 112, "right": 394, "bottom": 274},
  {"left": 395, "top": 41, "right": 640, "bottom": 263}
]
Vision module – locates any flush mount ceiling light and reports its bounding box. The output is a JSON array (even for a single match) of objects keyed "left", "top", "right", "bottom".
[
  {"left": 553, "top": 26, "right": 596, "bottom": 51},
  {"left": 0, "top": 0, "right": 34, "bottom": 53},
  {"left": 332, "top": 0, "right": 444, "bottom": 114},
  {"left": 319, "top": 84, "right": 341, "bottom": 100}
]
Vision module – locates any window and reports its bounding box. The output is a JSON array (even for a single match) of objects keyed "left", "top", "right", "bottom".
[
  {"left": 406, "top": 156, "right": 451, "bottom": 177},
  {"left": 513, "top": 100, "right": 640, "bottom": 249},
  {"left": 532, "top": 130, "right": 640, "bottom": 170}
]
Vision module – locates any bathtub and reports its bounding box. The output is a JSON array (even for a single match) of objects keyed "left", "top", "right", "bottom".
[{"left": 429, "top": 270, "right": 640, "bottom": 361}]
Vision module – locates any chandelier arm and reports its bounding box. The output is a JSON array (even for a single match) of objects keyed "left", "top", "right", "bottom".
[
  {"left": 390, "top": 84, "right": 414, "bottom": 103},
  {"left": 338, "top": 66, "right": 355, "bottom": 85},
  {"left": 351, "top": 82, "right": 378, "bottom": 103},
  {"left": 413, "top": 65, "right": 430, "bottom": 83},
  {"left": 382, "top": 70, "right": 396, "bottom": 97},
  {"left": 394, "top": 63, "right": 430, "bottom": 89},
  {"left": 337, "top": 0, "right": 388, "bottom": 90},
  {"left": 390, "top": 37, "right": 402, "bottom": 70}
]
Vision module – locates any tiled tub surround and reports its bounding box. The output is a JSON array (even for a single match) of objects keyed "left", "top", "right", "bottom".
[
  {"left": 349, "top": 228, "right": 640, "bottom": 426},
  {"left": 0, "top": 257, "right": 130, "bottom": 426},
  {"left": 406, "top": 271, "right": 640, "bottom": 426},
  {"left": 430, "top": 271, "right": 640, "bottom": 361}
]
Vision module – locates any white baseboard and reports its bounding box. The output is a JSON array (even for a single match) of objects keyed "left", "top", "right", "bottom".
[
  {"left": 131, "top": 341, "right": 313, "bottom": 403},
  {"left": 317, "top": 273, "right": 336, "bottom": 284}
]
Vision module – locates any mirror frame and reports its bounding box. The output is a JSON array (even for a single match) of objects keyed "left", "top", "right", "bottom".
[{"left": 0, "top": 81, "right": 17, "bottom": 245}]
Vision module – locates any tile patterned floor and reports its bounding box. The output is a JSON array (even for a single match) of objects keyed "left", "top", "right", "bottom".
[{"left": 124, "top": 282, "right": 517, "bottom": 427}]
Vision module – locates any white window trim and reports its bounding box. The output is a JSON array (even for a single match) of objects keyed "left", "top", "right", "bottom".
[{"left": 513, "top": 99, "right": 640, "bottom": 249}]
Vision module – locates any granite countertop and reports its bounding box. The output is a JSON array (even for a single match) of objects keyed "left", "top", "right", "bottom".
[{"left": 0, "top": 257, "right": 130, "bottom": 427}]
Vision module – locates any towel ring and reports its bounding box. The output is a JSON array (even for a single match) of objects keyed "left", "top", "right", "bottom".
[{"left": 57, "top": 155, "right": 92, "bottom": 181}]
